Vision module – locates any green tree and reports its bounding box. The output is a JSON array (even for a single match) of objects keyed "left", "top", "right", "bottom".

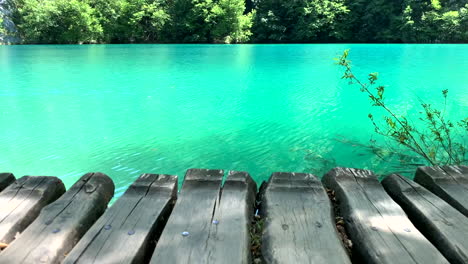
[
  {"left": 252, "top": 0, "right": 349, "bottom": 42},
  {"left": 16, "top": 0, "right": 102, "bottom": 44},
  {"left": 0, "top": 16, "right": 5, "bottom": 36},
  {"left": 132, "top": 1, "right": 169, "bottom": 42},
  {"left": 211, "top": 0, "right": 253, "bottom": 43},
  {"left": 398, "top": 0, "right": 467, "bottom": 42},
  {"left": 123, "top": 0, "right": 169, "bottom": 42},
  {"left": 345, "top": 0, "right": 403, "bottom": 42},
  {"left": 165, "top": 0, "right": 252, "bottom": 43},
  {"left": 459, "top": 4, "right": 468, "bottom": 41},
  {"left": 84, "top": 0, "right": 125, "bottom": 42},
  {"left": 165, "top": 0, "right": 215, "bottom": 42},
  {"left": 5, "top": 0, "right": 468, "bottom": 43}
]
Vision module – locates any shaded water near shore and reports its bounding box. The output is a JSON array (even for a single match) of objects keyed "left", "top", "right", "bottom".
[{"left": 1, "top": 44, "right": 467, "bottom": 196}]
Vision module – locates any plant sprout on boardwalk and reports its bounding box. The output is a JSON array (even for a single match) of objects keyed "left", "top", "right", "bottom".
[{"left": 337, "top": 49, "right": 468, "bottom": 166}]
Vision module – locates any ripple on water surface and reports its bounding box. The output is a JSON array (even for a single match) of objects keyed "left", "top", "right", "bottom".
[{"left": 0, "top": 44, "right": 467, "bottom": 198}]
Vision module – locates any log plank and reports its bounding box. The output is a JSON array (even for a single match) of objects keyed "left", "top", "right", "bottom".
[
  {"left": 414, "top": 166, "right": 468, "bottom": 217},
  {"left": 0, "top": 172, "right": 114, "bottom": 263},
  {"left": 150, "top": 169, "right": 256, "bottom": 264},
  {"left": 208, "top": 171, "right": 256, "bottom": 263},
  {"left": 63, "top": 173, "right": 177, "bottom": 264},
  {"left": 0, "top": 173, "right": 15, "bottom": 192},
  {"left": 0, "top": 176, "right": 65, "bottom": 244},
  {"left": 382, "top": 174, "right": 468, "bottom": 264},
  {"left": 261, "top": 172, "right": 351, "bottom": 264},
  {"left": 322, "top": 167, "right": 448, "bottom": 264}
]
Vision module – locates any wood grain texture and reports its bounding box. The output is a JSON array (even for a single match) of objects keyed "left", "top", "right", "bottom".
[
  {"left": 382, "top": 174, "right": 468, "bottom": 264},
  {"left": 0, "top": 172, "right": 114, "bottom": 264},
  {"left": 322, "top": 167, "right": 448, "bottom": 264},
  {"left": 0, "top": 176, "right": 65, "bottom": 244},
  {"left": 63, "top": 173, "right": 177, "bottom": 264},
  {"left": 150, "top": 169, "right": 256, "bottom": 264},
  {"left": 209, "top": 171, "right": 256, "bottom": 263},
  {"left": 261, "top": 172, "right": 351, "bottom": 264},
  {"left": 414, "top": 165, "right": 468, "bottom": 217},
  {"left": 0, "top": 173, "right": 15, "bottom": 192}
]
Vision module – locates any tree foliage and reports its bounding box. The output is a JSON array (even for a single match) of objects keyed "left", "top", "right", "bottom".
[
  {"left": 123, "top": 0, "right": 169, "bottom": 42},
  {"left": 211, "top": 0, "right": 253, "bottom": 43},
  {"left": 164, "top": 0, "right": 252, "bottom": 43},
  {"left": 0, "top": 16, "right": 5, "bottom": 36},
  {"left": 3, "top": 0, "right": 468, "bottom": 43},
  {"left": 344, "top": 0, "right": 403, "bottom": 42},
  {"left": 14, "top": 0, "right": 102, "bottom": 44},
  {"left": 83, "top": 0, "right": 124, "bottom": 42},
  {"left": 252, "top": 0, "right": 349, "bottom": 42},
  {"left": 399, "top": 0, "right": 468, "bottom": 42}
]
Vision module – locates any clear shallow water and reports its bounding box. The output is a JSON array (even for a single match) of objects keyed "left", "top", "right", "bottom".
[{"left": 1, "top": 44, "right": 467, "bottom": 197}]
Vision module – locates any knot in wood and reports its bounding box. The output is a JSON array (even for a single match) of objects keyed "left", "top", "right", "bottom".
[{"left": 85, "top": 183, "right": 97, "bottom": 193}]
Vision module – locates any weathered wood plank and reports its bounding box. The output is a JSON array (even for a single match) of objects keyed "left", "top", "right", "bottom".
[
  {"left": 414, "top": 165, "right": 468, "bottom": 217},
  {"left": 209, "top": 171, "right": 256, "bottom": 263},
  {"left": 63, "top": 173, "right": 177, "bottom": 264},
  {"left": 322, "top": 167, "right": 448, "bottom": 264},
  {"left": 0, "top": 176, "right": 65, "bottom": 244},
  {"left": 149, "top": 169, "right": 223, "bottom": 264},
  {"left": 150, "top": 169, "right": 256, "bottom": 264},
  {"left": 382, "top": 174, "right": 468, "bottom": 264},
  {"left": 0, "top": 173, "right": 15, "bottom": 192},
  {"left": 0, "top": 172, "right": 114, "bottom": 263},
  {"left": 261, "top": 172, "right": 351, "bottom": 264}
]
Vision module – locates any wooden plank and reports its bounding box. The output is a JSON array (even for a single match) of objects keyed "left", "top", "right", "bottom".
[
  {"left": 414, "top": 165, "right": 468, "bottom": 217},
  {"left": 382, "top": 174, "right": 468, "bottom": 264},
  {"left": 0, "top": 172, "right": 114, "bottom": 263},
  {"left": 150, "top": 169, "right": 256, "bottom": 264},
  {"left": 63, "top": 173, "right": 177, "bottom": 264},
  {"left": 149, "top": 168, "right": 222, "bottom": 264},
  {"left": 261, "top": 172, "right": 351, "bottom": 264},
  {"left": 209, "top": 171, "right": 256, "bottom": 263},
  {"left": 322, "top": 167, "right": 448, "bottom": 264},
  {"left": 0, "top": 176, "right": 65, "bottom": 244},
  {"left": 0, "top": 173, "right": 15, "bottom": 192}
]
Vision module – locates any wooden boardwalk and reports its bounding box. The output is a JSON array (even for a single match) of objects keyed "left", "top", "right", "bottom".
[{"left": 0, "top": 165, "right": 466, "bottom": 263}]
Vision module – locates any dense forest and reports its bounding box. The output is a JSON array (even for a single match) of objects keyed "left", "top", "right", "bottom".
[{"left": 0, "top": 0, "right": 467, "bottom": 44}]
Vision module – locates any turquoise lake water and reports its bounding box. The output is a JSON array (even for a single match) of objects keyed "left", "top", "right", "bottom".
[{"left": 1, "top": 44, "right": 467, "bottom": 196}]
